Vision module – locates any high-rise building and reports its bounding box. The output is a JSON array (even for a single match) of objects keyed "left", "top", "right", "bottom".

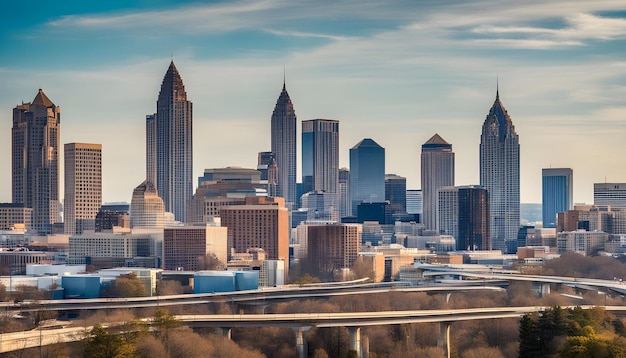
[
  {"left": 350, "top": 138, "right": 385, "bottom": 216},
  {"left": 385, "top": 174, "right": 407, "bottom": 214},
  {"left": 594, "top": 183, "right": 626, "bottom": 209},
  {"left": 146, "top": 114, "right": 156, "bottom": 186},
  {"left": 130, "top": 180, "right": 165, "bottom": 229},
  {"left": 338, "top": 168, "right": 351, "bottom": 218},
  {"left": 95, "top": 203, "right": 130, "bottom": 232},
  {"left": 421, "top": 134, "right": 454, "bottom": 231},
  {"left": 64, "top": 143, "right": 102, "bottom": 235},
  {"left": 406, "top": 189, "right": 423, "bottom": 217},
  {"left": 480, "top": 89, "right": 520, "bottom": 251},
  {"left": 302, "top": 119, "right": 339, "bottom": 194},
  {"left": 306, "top": 223, "right": 361, "bottom": 277},
  {"left": 152, "top": 61, "right": 193, "bottom": 222},
  {"left": 12, "top": 89, "right": 61, "bottom": 234},
  {"left": 542, "top": 168, "right": 573, "bottom": 228},
  {"left": 220, "top": 196, "right": 289, "bottom": 264},
  {"left": 271, "top": 82, "right": 297, "bottom": 208},
  {"left": 163, "top": 225, "right": 228, "bottom": 271},
  {"left": 438, "top": 185, "right": 490, "bottom": 251}
]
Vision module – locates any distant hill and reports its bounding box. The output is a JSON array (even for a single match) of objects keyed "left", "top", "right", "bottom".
[{"left": 521, "top": 203, "right": 541, "bottom": 225}]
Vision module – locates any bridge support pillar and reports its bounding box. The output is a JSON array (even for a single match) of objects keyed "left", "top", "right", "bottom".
[
  {"left": 220, "top": 327, "right": 232, "bottom": 340},
  {"left": 349, "top": 326, "right": 361, "bottom": 357},
  {"left": 437, "top": 322, "right": 451, "bottom": 358},
  {"left": 541, "top": 283, "right": 551, "bottom": 296},
  {"left": 294, "top": 326, "right": 311, "bottom": 358}
]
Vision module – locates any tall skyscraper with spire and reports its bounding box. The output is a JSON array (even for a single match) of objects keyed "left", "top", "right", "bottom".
[
  {"left": 152, "top": 61, "right": 193, "bottom": 222},
  {"left": 480, "top": 87, "right": 520, "bottom": 252},
  {"left": 421, "top": 134, "right": 454, "bottom": 231},
  {"left": 270, "top": 79, "right": 297, "bottom": 208},
  {"left": 12, "top": 89, "right": 61, "bottom": 234}
]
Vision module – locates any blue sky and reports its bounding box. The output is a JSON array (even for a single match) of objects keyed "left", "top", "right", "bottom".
[{"left": 1, "top": 0, "right": 625, "bottom": 205}]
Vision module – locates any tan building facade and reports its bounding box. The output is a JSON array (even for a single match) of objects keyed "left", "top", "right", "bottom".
[
  {"left": 220, "top": 197, "right": 289, "bottom": 264},
  {"left": 64, "top": 143, "right": 102, "bottom": 235}
]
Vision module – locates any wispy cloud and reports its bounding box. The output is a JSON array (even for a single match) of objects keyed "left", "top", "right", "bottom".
[
  {"left": 471, "top": 13, "right": 626, "bottom": 48},
  {"left": 262, "top": 29, "right": 350, "bottom": 41}
]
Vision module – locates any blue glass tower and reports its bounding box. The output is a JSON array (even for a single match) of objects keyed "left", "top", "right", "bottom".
[
  {"left": 542, "top": 168, "right": 573, "bottom": 228},
  {"left": 350, "top": 138, "right": 385, "bottom": 216}
]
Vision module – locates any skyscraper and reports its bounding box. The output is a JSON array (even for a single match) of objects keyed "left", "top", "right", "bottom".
[
  {"left": 594, "top": 183, "right": 626, "bottom": 209},
  {"left": 421, "top": 134, "right": 454, "bottom": 231},
  {"left": 385, "top": 174, "right": 407, "bottom": 215},
  {"left": 12, "top": 89, "right": 61, "bottom": 234},
  {"left": 153, "top": 61, "right": 193, "bottom": 222},
  {"left": 338, "top": 168, "right": 351, "bottom": 218},
  {"left": 302, "top": 119, "right": 339, "bottom": 194},
  {"left": 480, "top": 88, "right": 520, "bottom": 251},
  {"left": 64, "top": 143, "right": 102, "bottom": 235},
  {"left": 271, "top": 81, "right": 297, "bottom": 208},
  {"left": 438, "top": 185, "right": 490, "bottom": 251},
  {"left": 146, "top": 114, "right": 156, "bottom": 186},
  {"left": 350, "top": 138, "right": 385, "bottom": 216},
  {"left": 542, "top": 168, "right": 573, "bottom": 228}
]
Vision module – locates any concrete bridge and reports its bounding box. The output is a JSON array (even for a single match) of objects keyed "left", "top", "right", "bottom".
[{"left": 3, "top": 305, "right": 626, "bottom": 358}]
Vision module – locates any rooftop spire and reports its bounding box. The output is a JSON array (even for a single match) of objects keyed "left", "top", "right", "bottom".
[
  {"left": 283, "top": 65, "right": 286, "bottom": 91},
  {"left": 496, "top": 75, "right": 499, "bottom": 101}
]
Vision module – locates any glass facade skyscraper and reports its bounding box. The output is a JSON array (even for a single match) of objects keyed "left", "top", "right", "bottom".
[
  {"left": 271, "top": 82, "right": 297, "bottom": 208},
  {"left": 301, "top": 119, "right": 339, "bottom": 195},
  {"left": 152, "top": 61, "right": 193, "bottom": 222},
  {"left": 480, "top": 89, "right": 520, "bottom": 252},
  {"left": 542, "top": 168, "right": 573, "bottom": 228},
  {"left": 349, "top": 138, "right": 385, "bottom": 216}
]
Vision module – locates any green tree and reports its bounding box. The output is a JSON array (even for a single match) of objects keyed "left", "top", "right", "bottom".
[{"left": 519, "top": 314, "right": 541, "bottom": 358}]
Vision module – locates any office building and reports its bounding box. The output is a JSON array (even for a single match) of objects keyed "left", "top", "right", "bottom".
[
  {"left": 350, "top": 138, "right": 385, "bottom": 216},
  {"left": 439, "top": 186, "right": 490, "bottom": 251},
  {"left": 220, "top": 196, "right": 289, "bottom": 263},
  {"left": 95, "top": 203, "right": 130, "bottom": 232},
  {"left": 385, "top": 174, "right": 407, "bottom": 215},
  {"left": 480, "top": 88, "right": 520, "bottom": 251},
  {"left": 163, "top": 225, "right": 228, "bottom": 271},
  {"left": 187, "top": 167, "right": 267, "bottom": 224},
  {"left": 306, "top": 223, "right": 361, "bottom": 277},
  {"left": 12, "top": 89, "right": 61, "bottom": 234},
  {"left": 338, "top": 168, "right": 351, "bottom": 219},
  {"left": 0, "top": 203, "right": 32, "bottom": 231},
  {"left": 301, "top": 191, "right": 339, "bottom": 221},
  {"left": 130, "top": 180, "right": 165, "bottom": 229},
  {"left": 257, "top": 152, "right": 278, "bottom": 197},
  {"left": 302, "top": 119, "right": 339, "bottom": 194},
  {"left": 542, "top": 168, "right": 573, "bottom": 228},
  {"left": 421, "top": 134, "right": 454, "bottom": 231},
  {"left": 594, "top": 183, "right": 626, "bottom": 209},
  {"left": 557, "top": 230, "right": 609, "bottom": 256},
  {"left": 150, "top": 61, "right": 193, "bottom": 221},
  {"left": 271, "top": 82, "right": 297, "bottom": 207},
  {"left": 69, "top": 231, "right": 163, "bottom": 269},
  {"left": 64, "top": 143, "right": 102, "bottom": 235},
  {"left": 406, "top": 189, "right": 423, "bottom": 218}
]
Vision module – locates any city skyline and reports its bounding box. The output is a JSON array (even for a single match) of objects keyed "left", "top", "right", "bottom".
[{"left": 1, "top": 1, "right": 625, "bottom": 205}]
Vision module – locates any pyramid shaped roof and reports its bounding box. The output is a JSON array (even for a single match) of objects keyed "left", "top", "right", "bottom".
[{"left": 32, "top": 89, "right": 55, "bottom": 108}]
